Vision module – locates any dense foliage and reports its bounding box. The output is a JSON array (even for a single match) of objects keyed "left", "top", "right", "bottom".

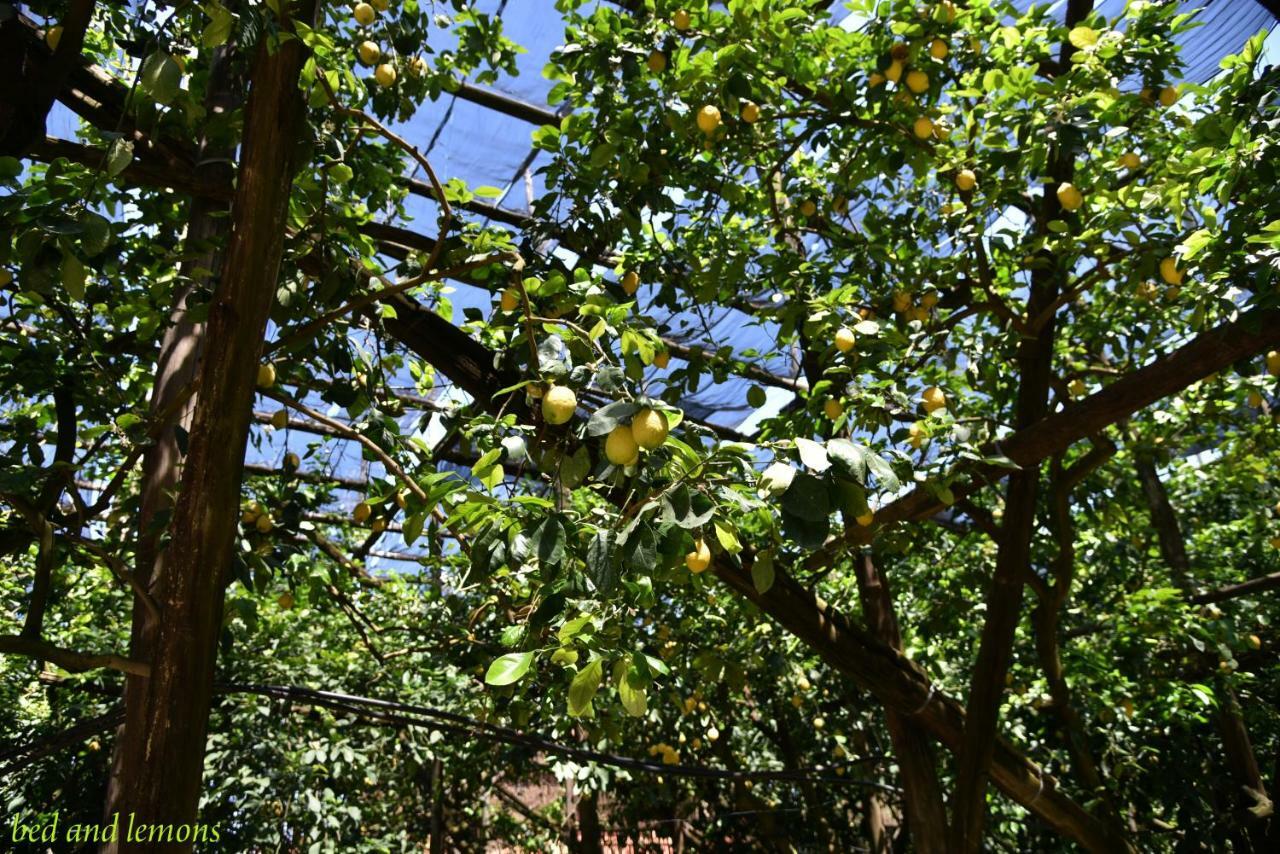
[{"left": 2, "top": 0, "right": 1279, "bottom": 850}]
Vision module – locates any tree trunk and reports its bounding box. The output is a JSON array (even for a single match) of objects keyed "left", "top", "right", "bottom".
[
  {"left": 853, "top": 553, "right": 947, "bottom": 853},
  {"left": 103, "top": 33, "right": 239, "bottom": 836},
  {"left": 575, "top": 791, "right": 604, "bottom": 854},
  {"left": 107, "top": 3, "right": 315, "bottom": 847}
]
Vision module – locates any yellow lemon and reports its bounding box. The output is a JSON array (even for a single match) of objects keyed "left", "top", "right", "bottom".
[
  {"left": 929, "top": 38, "right": 949, "bottom": 60},
  {"left": 256, "top": 514, "right": 275, "bottom": 533},
  {"left": 277, "top": 592, "right": 296, "bottom": 609},
  {"left": 1120, "top": 151, "right": 1141, "bottom": 170},
  {"left": 892, "top": 291, "right": 912, "bottom": 313},
  {"left": 1266, "top": 350, "right": 1280, "bottom": 377},
  {"left": 856, "top": 511, "right": 874, "bottom": 527},
  {"left": 912, "top": 115, "right": 934, "bottom": 139},
  {"left": 824, "top": 399, "right": 843, "bottom": 420},
  {"left": 353, "top": 3, "right": 376, "bottom": 26},
  {"left": 358, "top": 41, "right": 381, "bottom": 66},
  {"left": 922, "top": 386, "right": 947, "bottom": 413},
  {"left": 257, "top": 363, "right": 277, "bottom": 388},
  {"left": 284, "top": 452, "right": 300, "bottom": 469},
  {"left": 372, "top": 0, "right": 390, "bottom": 9},
  {"left": 1056, "top": 182, "right": 1083, "bottom": 211},
  {"left": 799, "top": 199, "right": 817, "bottom": 217},
  {"left": 631, "top": 408, "right": 669, "bottom": 450},
  {"left": 647, "top": 50, "right": 667, "bottom": 73},
  {"left": 834, "top": 327, "right": 856, "bottom": 352},
  {"left": 868, "top": 72, "right": 885, "bottom": 87},
  {"left": 270, "top": 409, "right": 288, "bottom": 429},
  {"left": 955, "top": 169, "right": 976, "bottom": 191},
  {"left": 920, "top": 291, "right": 939, "bottom": 310},
  {"left": 542, "top": 385, "right": 577, "bottom": 425},
  {"left": 697, "top": 105, "right": 721, "bottom": 135},
  {"left": 908, "top": 422, "right": 925, "bottom": 449},
  {"left": 1158, "top": 85, "right": 1179, "bottom": 107},
  {"left": 685, "top": 538, "right": 711, "bottom": 573},
  {"left": 375, "top": 63, "right": 397, "bottom": 87},
  {"left": 740, "top": 100, "right": 760, "bottom": 123},
  {"left": 653, "top": 350, "right": 671, "bottom": 369},
  {"left": 621, "top": 270, "right": 640, "bottom": 295},
  {"left": 673, "top": 9, "right": 691, "bottom": 31},
  {"left": 500, "top": 287, "right": 520, "bottom": 312},
  {"left": 1247, "top": 390, "right": 1263, "bottom": 408},
  {"left": 353, "top": 502, "right": 372, "bottom": 524},
  {"left": 906, "top": 69, "right": 929, "bottom": 94},
  {"left": 885, "top": 60, "right": 904, "bottom": 83},
  {"left": 1159, "top": 257, "right": 1183, "bottom": 286},
  {"left": 46, "top": 25, "right": 64, "bottom": 51},
  {"left": 1068, "top": 378, "right": 1087, "bottom": 398},
  {"left": 605, "top": 424, "right": 639, "bottom": 466}
]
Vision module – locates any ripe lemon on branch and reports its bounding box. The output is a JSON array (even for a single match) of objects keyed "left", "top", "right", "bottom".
[
  {"left": 685, "top": 538, "right": 711, "bottom": 573},
  {"left": 542, "top": 385, "right": 577, "bottom": 424},
  {"left": 605, "top": 425, "right": 639, "bottom": 466},
  {"left": 631, "top": 408, "right": 669, "bottom": 449}
]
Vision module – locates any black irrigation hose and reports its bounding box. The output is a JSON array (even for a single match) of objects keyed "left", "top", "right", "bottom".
[
  {"left": 218, "top": 682, "right": 898, "bottom": 793},
  {"left": 2, "top": 681, "right": 896, "bottom": 795}
]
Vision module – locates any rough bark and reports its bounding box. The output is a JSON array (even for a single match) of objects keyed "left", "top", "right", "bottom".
[
  {"left": 1031, "top": 450, "right": 1121, "bottom": 831},
  {"left": 103, "top": 33, "right": 240, "bottom": 839},
  {"left": 107, "top": 3, "right": 315, "bottom": 847},
  {"left": 575, "top": 792, "right": 604, "bottom": 854},
  {"left": 949, "top": 189, "right": 1063, "bottom": 851},
  {"left": 853, "top": 553, "right": 947, "bottom": 853},
  {"left": 715, "top": 554, "right": 1127, "bottom": 851}
]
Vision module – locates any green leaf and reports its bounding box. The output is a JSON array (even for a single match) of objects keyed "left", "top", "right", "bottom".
[
  {"left": 61, "top": 254, "right": 86, "bottom": 300},
  {"left": 141, "top": 50, "right": 182, "bottom": 105},
  {"left": 757, "top": 461, "right": 795, "bottom": 496},
  {"left": 795, "top": 438, "right": 830, "bottom": 473},
  {"left": 826, "top": 439, "right": 867, "bottom": 482},
  {"left": 781, "top": 472, "right": 829, "bottom": 522},
  {"left": 202, "top": 2, "right": 234, "bottom": 48},
  {"left": 530, "top": 516, "right": 566, "bottom": 567},
  {"left": 560, "top": 445, "right": 591, "bottom": 488},
  {"left": 587, "top": 400, "right": 638, "bottom": 436},
  {"left": 863, "top": 451, "right": 900, "bottom": 492},
  {"left": 713, "top": 519, "right": 742, "bottom": 554},
  {"left": 104, "top": 139, "right": 133, "bottom": 178},
  {"left": 485, "top": 651, "right": 533, "bottom": 686},
  {"left": 614, "top": 660, "right": 648, "bottom": 717},
  {"left": 587, "top": 529, "right": 617, "bottom": 593},
  {"left": 568, "top": 659, "right": 603, "bottom": 717},
  {"left": 751, "top": 551, "right": 775, "bottom": 594},
  {"left": 1068, "top": 26, "right": 1099, "bottom": 49},
  {"left": 402, "top": 512, "right": 425, "bottom": 546}
]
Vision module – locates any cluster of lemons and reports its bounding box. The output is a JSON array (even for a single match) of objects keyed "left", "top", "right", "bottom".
[
  {"left": 542, "top": 384, "right": 715, "bottom": 571},
  {"left": 351, "top": 1, "right": 426, "bottom": 87}
]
